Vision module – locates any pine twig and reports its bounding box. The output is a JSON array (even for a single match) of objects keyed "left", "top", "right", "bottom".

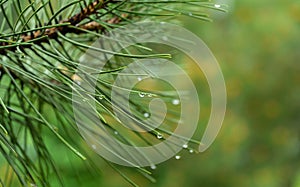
[{"left": 0, "top": 0, "right": 121, "bottom": 54}]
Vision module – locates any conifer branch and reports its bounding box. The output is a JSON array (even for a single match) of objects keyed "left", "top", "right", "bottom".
[
  {"left": 0, "top": 0, "right": 122, "bottom": 54},
  {"left": 0, "top": 0, "right": 221, "bottom": 186}
]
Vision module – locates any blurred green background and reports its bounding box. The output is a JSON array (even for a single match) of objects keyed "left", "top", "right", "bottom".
[
  {"left": 98, "top": 0, "right": 300, "bottom": 186},
  {"left": 2, "top": 0, "right": 299, "bottom": 186}
]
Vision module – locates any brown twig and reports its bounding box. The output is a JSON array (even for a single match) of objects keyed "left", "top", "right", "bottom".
[
  {"left": 0, "top": 0, "right": 128, "bottom": 77},
  {"left": 0, "top": 0, "right": 121, "bottom": 54}
]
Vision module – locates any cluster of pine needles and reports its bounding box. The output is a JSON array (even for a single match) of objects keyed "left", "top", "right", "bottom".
[{"left": 0, "top": 0, "right": 225, "bottom": 186}]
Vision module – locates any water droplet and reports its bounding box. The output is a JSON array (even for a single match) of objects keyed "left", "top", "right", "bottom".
[
  {"left": 175, "top": 155, "right": 181, "bottom": 160},
  {"left": 114, "top": 131, "right": 118, "bottom": 135},
  {"left": 183, "top": 144, "right": 188, "bottom": 149},
  {"left": 150, "top": 164, "right": 156, "bottom": 170},
  {"left": 91, "top": 144, "right": 97, "bottom": 149},
  {"left": 137, "top": 77, "right": 142, "bottom": 81},
  {"left": 98, "top": 95, "right": 104, "bottom": 100},
  {"left": 189, "top": 149, "right": 194, "bottom": 153},
  {"left": 147, "top": 93, "right": 153, "bottom": 97},
  {"left": 157, "top": 133, "right": 163, "bottom": 139},
  {"left": 188, "top": 12, "right": 193, "bottom": 16},
  {"left": 144, "top": 112, "right": 150, "bottom": 118},
  {"left": 214, "top": 4, "right": 221, "bottom": 8},
  {"left": 30, "top": 183, "right": 37, "bottom": 187},
  {"left": 138, "top": 92, "right": 145, "bottom": 97},
  {"left": 172, "top": 99, "right": 180, "bottom": 105},
  {"left": 160, "top": 22, "right": 166, "bottom": 25}
]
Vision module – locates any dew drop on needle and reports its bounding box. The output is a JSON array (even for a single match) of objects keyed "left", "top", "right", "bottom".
[
  {"left": 147, "top": 93, "right": 153, "bottom": 97},
  {"left": 172, "top": 99, "right": 180, "bottom": 105},
  {"left": 157, "top": 133, "right": 163, "bottom": 139},
  {"left": 139, "top": 92, "right": 145, "bottom": 97},
  {"left": 150, "top": 164, "right": 156, "bottom": 170}
]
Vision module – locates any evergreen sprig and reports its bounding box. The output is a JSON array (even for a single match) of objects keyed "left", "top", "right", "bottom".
[{"left": 0, "top": 0, "right": 224, "bottom": 186}]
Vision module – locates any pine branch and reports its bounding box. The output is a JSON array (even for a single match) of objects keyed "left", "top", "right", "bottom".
[
  {"left": 0, "top": 0, "right": 125, "bottom": 84},
  {"left": 0, "top": 0, "right": 223, "bottom": 186},
  {"left": 0, "top": 0, "right": 122, "bottom": 55}
]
